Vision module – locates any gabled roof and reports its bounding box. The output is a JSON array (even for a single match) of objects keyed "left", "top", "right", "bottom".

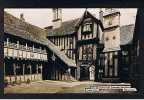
[
  {"left": 46, "top": 10, "right": 135, "bottom": 46},
  {"left": 47, "top": 10, "right": 104, "bottom": 37},
  {"left": 47, "top": 18, "right": 80, "bottom": 36},
  {"left": 4, "top": 12, "right": 48, "bottom": 44},
  {"left": 75, "top": 10, "right": 104, "bottom": 30}
]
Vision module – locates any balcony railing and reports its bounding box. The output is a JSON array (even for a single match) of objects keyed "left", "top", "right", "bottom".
[{"left": 4, "top": 42, "right": 48, "bottom": 61}]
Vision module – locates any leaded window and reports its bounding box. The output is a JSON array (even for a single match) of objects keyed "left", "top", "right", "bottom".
[
  {"left": 121, "top": 50, "right": 129, "bottom": 65},
  {"left": 83, "top": 22, "right": 92, "bottom": 32},
  {"left": 106, "top": 15, "right": 114, "bottom": 26},
  {"left": 82, "top": 45, "right": 93, "bottom": 60}
]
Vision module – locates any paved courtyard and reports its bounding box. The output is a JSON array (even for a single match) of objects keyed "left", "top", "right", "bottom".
[
  {"left": 4, "top": 80, "right": 94, "bottom": 93},
  {"left": 4, "top": 80, "right": 137, "bottom": 94}
]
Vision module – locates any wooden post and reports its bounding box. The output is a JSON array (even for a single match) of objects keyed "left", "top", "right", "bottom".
[
  {"left": 23, "top": 64, "right": 25, "bottom": 82},
  {"left": 109, "top": 52, "right": 113, "bottom": 77},
  {"left": 13, "top": 63, "right": 16, "bottom": 83},
  {"left": 55, "top": 69, "right": 57, "bottom": 80},
  {"left": 4, "top": 62, "right": 5, "bottom": 80},
  {"left": 77, "top": 66, "right": 80, "bottom": 80},
  {"left": 75, "top": 68, "right": 77, "bottom": 80},
  {"left": 114, "top": 52, "right": 118, "bottom": 77},
  {"left": 58, "top": 71, "right": 61, "bottom": 80},
  {"left": 104, "top": 53, "right": 108, "bottom": 77},
  {"left": 40, "top": 64, "right": 43, "bottom": 80},
  {"left": 36, "top": 64, "right": 39, "bottom": 80},
  {"left": 29, "top": 64, "right": 32, "bottom": 81}
]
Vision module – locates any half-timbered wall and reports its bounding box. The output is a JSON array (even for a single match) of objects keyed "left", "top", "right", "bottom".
[
  {"left": 4, "top": 35, "right": 48, "bottom": 84},
  {"left": 4, "top": 60, "right": 43, "bottom": 84},
  {"left": 4, "top": 38, "right": 47, "bottom": 61},
  {"left": 48, "top": 34, "right": 76, "bottom": 60},
  {"left": 102, "top": 51, "right": 119, "bottom": 78},
  {"left": 75, "top": 13, "right": 103, "bottom": 81}
]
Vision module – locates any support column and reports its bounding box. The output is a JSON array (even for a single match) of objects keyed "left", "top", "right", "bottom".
[
  {"left": 23, "top": 64, "right": 25, "bottom": 82},
  {"left": 40, "top": 64, "right": 43, "bottom": 80},
  {"left": 77, "top": 66, "right": 80, "bottom": 80},
  {"left": 104, "top": 54, "right": 108, "bottom": 77},
  {"left": 114, "top": 52, "right": 118, "bottom": 77},
  {"left": 36, "top": 64, "right": 39, "bottom": 80},
  {"left": 56, "top": 70, "right": 58, "bottom": 80},
  {"left": 29, "top": 64, "right": 32, "bottom": 81},
  {"left": 79, "top": 47, "right": 82, "bottom": 60},
  {"left": 75, "top": 68, "right": 77, "bottom": 80},
  {"left": 13, "top": 63, "right": 16, "bottom": 83},
  {"left": 109, "top": 52, "right": 113, "bottom": 77},
  {"left": 61, "top": 72, "right": 63, "bottom": 80},
  {"left": 18, "top": 63, "right": 22, "bottom": 83},
  {"left": 58, "top": 70, "right": 61, "bottom": 80},
  {"left": 4, "top": 62, "right": 5, "bottom": 80}
]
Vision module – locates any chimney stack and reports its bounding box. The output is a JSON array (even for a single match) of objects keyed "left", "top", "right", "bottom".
[
  {"left": 99, "top": 8, "right": 103, "bottom": 24},
  {"left": 20, "top": 13, "right": 25, "bottom": 21},
  {"left": 52, "top": 8, "right": 62, "bottom": 29}
]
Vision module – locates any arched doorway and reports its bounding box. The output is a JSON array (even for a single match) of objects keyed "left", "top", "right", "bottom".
[{"left": 89, "top": 65, "right": 95, "bottom": 81}]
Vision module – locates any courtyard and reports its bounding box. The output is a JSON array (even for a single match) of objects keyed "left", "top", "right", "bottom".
[
  {"left": 4, "top": 80, "right": 137, "bottom": 94},
  {"left": 4, "top": 80, "right": 95, "bottom": 93}
]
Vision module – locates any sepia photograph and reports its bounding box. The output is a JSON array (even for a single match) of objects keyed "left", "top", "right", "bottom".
[{"left": 3, "top": 8, "right": 144, "bottom": 95}]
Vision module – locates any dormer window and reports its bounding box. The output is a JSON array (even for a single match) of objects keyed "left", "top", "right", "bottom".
[
  {"left": 83, "top": 22, "right": 92, "bottom": 32},
  {"left": 108, "top": 16, "right": 113, "bottom": 26},
  {"left": 16, "top": 41, "right": 19, "bottom": 48}
]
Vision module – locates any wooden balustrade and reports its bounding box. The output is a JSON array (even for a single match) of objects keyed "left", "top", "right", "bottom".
[{"left": 4, "top": 42, "right": 48, "bottom": 61}]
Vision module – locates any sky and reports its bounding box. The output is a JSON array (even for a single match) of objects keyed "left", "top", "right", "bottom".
[{"left": 4, "top": 8, "right": 137, "bottom": 28}]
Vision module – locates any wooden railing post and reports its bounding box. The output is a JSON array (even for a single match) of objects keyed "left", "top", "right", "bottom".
[
  {"left": 13, "top": 63, "right": 17, "bottom": 83},
  {"left": 23, "top": 64, "right": 25, "bottom": 82}
]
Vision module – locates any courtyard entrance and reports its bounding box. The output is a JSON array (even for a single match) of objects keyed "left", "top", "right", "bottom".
[{"left": 80, "top": 63, "right": 95, "bottom": 81}]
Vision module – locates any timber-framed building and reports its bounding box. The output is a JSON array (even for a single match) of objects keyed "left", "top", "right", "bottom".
[
  {"left": 4, "top": 8, "right": 135, "bottom": 84},
  {"left": 46, "top": 8, "right": 135, "bottom": 82}
]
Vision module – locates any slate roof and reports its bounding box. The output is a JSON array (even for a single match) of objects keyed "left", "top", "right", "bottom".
[
  {"left": 47, "top": 18, "right": 80, "bottom": 36},
  {"left": 47, "top": 16, "right": 135, "bottom": 45},
  {"left": 120, "top": 24, "right": 135, "bottom": 45},
  {"left": 4, "top": 12, "right": 48, "bottom": 45},
  {"left": 4, "top": 11, "right": 76, "bottom": 67},
  {"left": 47, "top": 11, "right": 104, "bottom": 37},
  {"left": 46, "top": 10, "right": 135, "bottom": 46}
]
